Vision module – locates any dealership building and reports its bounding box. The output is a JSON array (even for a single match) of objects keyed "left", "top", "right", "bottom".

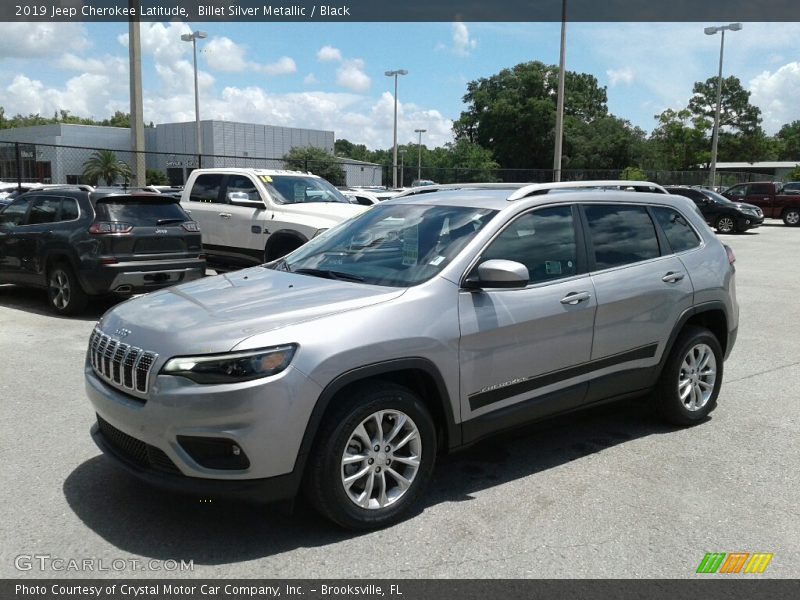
[{"left": 0, "top": 120, "right": 383, "bottom": 187}]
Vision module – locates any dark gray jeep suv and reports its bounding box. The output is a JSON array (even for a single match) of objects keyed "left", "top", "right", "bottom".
[{"left": 86, "top": 184, "right": 738, "bottom": 529}]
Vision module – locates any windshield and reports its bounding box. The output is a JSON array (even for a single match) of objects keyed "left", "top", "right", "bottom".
[
  {"left": 267, "top": 175, "right": 350, "bottom": 204},
  {"left": 276, "top": 204, "right": 497, "bottom": 287}
]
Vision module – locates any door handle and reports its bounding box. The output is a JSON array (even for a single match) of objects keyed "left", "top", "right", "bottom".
[
  {"left": 218, "top": 212, "right": 232, "bottom": 219},
  {"left": 662, "top": 271, "right": 685, "bottom": 283},
  {"left": 560, "top": 291, "right": 591, "bottom": 305}
]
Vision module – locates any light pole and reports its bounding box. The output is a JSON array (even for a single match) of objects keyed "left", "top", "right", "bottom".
[
  {"left": 414, "top": 128, "right": 426, "bottom": 182},
  {"left": 385, "top": 69, "right": 408, "bottom": 188},
  {"left": 553, "top": 0, "right": 567, "bottom": 182},
  {"left": 181, "top": 30, "right": 207, "bottom": 162},
  {"left": 704, "top": 22, "right": 742, "bottom": 188},
  {"left": 399, "top": 149, "right": 406, "bottom": 186}
]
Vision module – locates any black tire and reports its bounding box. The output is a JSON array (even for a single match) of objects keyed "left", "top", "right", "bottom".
[
  {"left": 47, "top": 262, "right": 88, "bottom": 315},
  {"left": 715, "top": 215, "right": 736, "bottom": 234},
  {"left": 304, "top": 381, "right": 437, "bottom": 530},
  {"left": 654, "top": 326, "right": 723, "bottom": 426},
  {"left": 782, "top": 208, "right": 800, "bottom": 227}
]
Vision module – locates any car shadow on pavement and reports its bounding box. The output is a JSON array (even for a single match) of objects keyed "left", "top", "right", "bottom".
[
  {"left": 0, "top": 284, "right": 120, "bottom": 321},
  {"left": 63, "top": 398, "right": 690, "bottom": 565}
]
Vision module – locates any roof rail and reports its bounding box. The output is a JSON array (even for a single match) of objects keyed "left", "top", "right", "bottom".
[{"left": 507, "top": 180, "right": 668, "bottom": 201}]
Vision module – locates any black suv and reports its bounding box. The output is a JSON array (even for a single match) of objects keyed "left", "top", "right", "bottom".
[
  {"left": 665, "top": 186, "right": 763, "bottom": 233},
  {"left": 0, "top": 188, "right": 205, "bottom": 314}
]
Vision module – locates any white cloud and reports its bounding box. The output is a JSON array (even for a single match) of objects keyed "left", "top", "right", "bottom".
[
  {"left": 607, "top": 67, "right": 635, "bottom": 87},
  {"left": 58, "top": 53, "right": 128, "bottom": 78},
  {"left": 317, "top": 45, "right": 343, "bottom": 63},
  {"left": 204, "top": 37, "right": 248, "bottom": 72},
  {"left": 4, "top": 73, "right": 114, "bottom": 120},
  {"left": 336, "top": 59, "right": 371, "bottom": 93},
  {"left": 303, "top": 73, "right": 318, "bottom": 85},
  {"left": 0, "top": 22, "right": 88, "bottom": 58},
  {"left": 452, "top": 22, "right": 477, "bottom": 57},
  {"left": 262, "top": 56, "right": 296, "bottom": 76},
  {"left": 749, "top": 62, "right": 800, "bottom": 134}
]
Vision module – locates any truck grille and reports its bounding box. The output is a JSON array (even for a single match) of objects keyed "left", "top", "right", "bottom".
[
  {"left": 96, "top": 415, "right": 181, "bottom": 475},
  {"left": 89, "top": 328, "right": 158, "bottom": 395}
]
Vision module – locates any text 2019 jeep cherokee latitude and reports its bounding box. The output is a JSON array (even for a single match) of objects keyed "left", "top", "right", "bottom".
[{"left": 85, "top": 185, "right": 738, "bottom": 529}]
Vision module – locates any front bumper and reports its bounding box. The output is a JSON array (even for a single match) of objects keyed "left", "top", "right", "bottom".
[
  {"left": 85, "top": 359, "right": 323, "bottom": 500},
  {"left": 737, "top": 215, "right": 763, "bottom": 230},
  {"left": 78, "top": 257, "right": 205, "bottom": 295}
]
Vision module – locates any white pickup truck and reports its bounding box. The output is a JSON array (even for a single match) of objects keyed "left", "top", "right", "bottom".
[{"left": 180, "top": 168, "right": 368, "bottom": 268}]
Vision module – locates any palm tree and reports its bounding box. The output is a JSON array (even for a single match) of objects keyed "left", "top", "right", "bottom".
[{"left": 81, "top": 150, "right": 133, "bottom": 186}]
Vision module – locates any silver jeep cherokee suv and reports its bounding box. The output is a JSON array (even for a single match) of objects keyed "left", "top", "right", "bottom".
[{"left": 85, "top": 185, "right": 738, "bottom": 529}]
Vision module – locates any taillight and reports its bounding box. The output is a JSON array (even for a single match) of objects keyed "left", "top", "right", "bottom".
[
  {"left": 724, "top": 244, "right": 736, "bottom": 265},
  {"left": 89, "top": 221, "right": 133, "bottom": 234},
  {"left": 181, "top": 221, "right": 200, "bottom": 232}
]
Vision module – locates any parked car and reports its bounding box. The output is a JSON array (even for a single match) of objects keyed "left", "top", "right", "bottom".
[
  {"left": 665, "top": 186, "right": 763, "bottom": 233},
  {"left": 340, "top": 189, "right": 381, "bottom": 206},
  {"left": 180, "top": 168, "right": 368, "bottom": 270},
  {"left": 722, "top": 181, "right": 800, "bottom": 226},
  {"left": 86, "top": 182, "right": 737, "bottom": 529},
  {"left": 0, "top": 189, "right": 205, "bottom": 314}
]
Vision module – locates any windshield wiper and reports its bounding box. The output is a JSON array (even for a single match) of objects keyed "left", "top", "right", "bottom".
[
  {"left": 156, "top": 218, "right": 184, "bottom": 225},
  {"left": 292, "top": 268, "right": 365, "bottom": 282}
]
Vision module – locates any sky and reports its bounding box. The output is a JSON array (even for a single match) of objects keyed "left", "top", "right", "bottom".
[{"left": 1, "top": 21, "right": 800, "bottom": 151}]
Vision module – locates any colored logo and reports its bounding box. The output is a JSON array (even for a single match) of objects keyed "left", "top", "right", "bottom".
[{"left": 696, "top": 552, "right": 773, "bottom": 574}]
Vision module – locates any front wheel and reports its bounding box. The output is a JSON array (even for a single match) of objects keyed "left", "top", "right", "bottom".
[
  {"left": 47, "top": 262, "right": 88, "bottom": 315},
  {"left": 782, "top": 208, "right": 800, "bottom": 227},
  {"left": 304, "top": 382, "right": 437, "bottom": 530},
  {"left": 654, "top": 326, "right": 723, "bottom": 425},
  {"left": 715, "top": 215, "right": 736, "bottom": 234}
]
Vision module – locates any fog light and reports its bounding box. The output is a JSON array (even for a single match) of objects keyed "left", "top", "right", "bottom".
[{"left": 177, "top": 436, "right": 250, "bottom": 470}]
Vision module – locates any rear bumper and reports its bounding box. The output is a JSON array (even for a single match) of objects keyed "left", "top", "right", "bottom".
[{"left": 78, "top": 257, "right": 205, "bottom": 294}]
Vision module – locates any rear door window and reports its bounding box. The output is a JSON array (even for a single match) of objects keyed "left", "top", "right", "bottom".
[
  {"left": 189, "top": 174, "right": 224, "bottom": 203},
  {"left": 749, "top": 183, "right": 771, "bottom": 195},
  {"left": 95, "top": 199, "right": 189, "bottom": 225},
  {"left": 224, "top": 175, "right": 262, "bottom": 203},
  {"left": 26, "top": 197, "right": 62, "bottom": 225},
  {"left": 584, "top": 204, "right": 660, "bottom": 270}
]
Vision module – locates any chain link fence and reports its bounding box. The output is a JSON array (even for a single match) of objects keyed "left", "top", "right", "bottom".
[{"left": 0, "top": 140, "right": 773, "bottom": 191}]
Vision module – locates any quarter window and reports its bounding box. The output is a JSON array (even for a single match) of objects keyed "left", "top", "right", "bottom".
[
  {"left": 60, "top": 198, "right": 79, "bottom": 221},
  {"left": 584, "top": 204, "right": 660, "bottom": 270},
  {"left": 652, "top": 207, "right": 700, "bottom": 254},
  {"left": 189, "top": 174, "right": 223, "bottom": 203},
  {"left": 481, "top": 205, "right": 578, "bottom": 283}
]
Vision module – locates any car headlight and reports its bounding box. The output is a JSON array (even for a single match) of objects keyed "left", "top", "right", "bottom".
[{"left": 161, "top": 344, "right": 297, "bottom": 384}]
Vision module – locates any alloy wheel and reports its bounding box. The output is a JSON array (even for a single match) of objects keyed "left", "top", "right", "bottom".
[
  {"left": 50, "top": 270, "right": 71, "bottom": 310},
  {"left": 678, "top": 343, "right": 717, "bottom": 411},
  {"left": 340, "top": 410, "right": 422, "bottom": 510},
  {"left": 717, "top": 217, "right": 734, "bottom": 233},
  {"left": 786, "top": 211, "right": 800, "bottom": 225}
]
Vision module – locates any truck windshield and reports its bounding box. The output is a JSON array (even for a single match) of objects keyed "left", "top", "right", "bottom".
[
  {"left": 276, "top": 204, "right": 497, "bottom": 287},
  {"left": 267, "top": 176, "right": 350, "bottom": 204}
]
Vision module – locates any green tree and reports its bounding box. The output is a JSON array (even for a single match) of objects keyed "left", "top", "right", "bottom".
[
  {"left": 283, "top": 146, "right": 346, "bottom": 186},
  {"left": 619, "top": 166, "right": 648, "bottom": 180},
  {"left": 775, "top": 121, "right": 800, "bottom": 160},
  {"left": 145, "top": 169, "right": 168, "bottom": 185},
  {"left": 649, "top": 108, "right": 710, "bottom": 170},
  {"left": 688, "top": 76, "right": 762, "bottom": 134},
  {"left": 453, "top": 61, "right": 609, "bottom": 170},
  {"left": 563, "top": 116, "right": 646, "bottom": 170},
  {"left": 783, "top": 164, "right": 800, "bottom": 182},
  {"left": 81, "top": 150, "right": 133, "bottom": 185}
]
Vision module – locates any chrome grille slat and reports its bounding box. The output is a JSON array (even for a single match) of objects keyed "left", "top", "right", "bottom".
[{"left": 88, "top": 328, "right": 157, "bottom": 398}]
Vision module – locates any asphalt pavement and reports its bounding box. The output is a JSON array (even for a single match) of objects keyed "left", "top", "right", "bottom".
[{"left": 0, "top": 222, "right": 798, "bottom": 579}]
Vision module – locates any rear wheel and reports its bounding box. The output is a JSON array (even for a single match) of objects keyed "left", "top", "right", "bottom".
[
  {"left": 304, "top": 382, "right": 437, "bottom": 530},
  {"left": 654, "top": 326, "right": 723, "bottom": 425},
  {"left": 715, "top": 215, "right": 735, "bottom": 234},
  {"left": 47, "top": 262, "right": 88, "bottom": 315},
  {"left": 782, "top": 208, "right": 800, "bottom": 226}
]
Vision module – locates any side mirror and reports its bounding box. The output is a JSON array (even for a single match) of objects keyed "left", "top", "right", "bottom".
[
  {"left": 464, "top": 259, "right": 529, "bottom": 290},
  {"left": 228, "top": 191, "right": 265, "bottom": 207}
]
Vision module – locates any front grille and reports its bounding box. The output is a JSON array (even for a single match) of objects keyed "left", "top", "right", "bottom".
[
  {"left": 96, "top": 415, "right": 181, "bottom": 475},
  {"left": 89, "top": 328, "right": 157, "bottom": 395}
]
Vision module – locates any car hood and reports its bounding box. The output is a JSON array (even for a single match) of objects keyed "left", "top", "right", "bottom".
[
  {"left": 734, "top": 202, "right": 761, "bottom": 211},
  {"left": 97, "top": 267, "right": 405, "bottom": 355}
]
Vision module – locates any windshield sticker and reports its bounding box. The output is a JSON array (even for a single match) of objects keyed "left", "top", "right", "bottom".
[
  {"left": 429, "top": 255, "right": 446, "bottom": 266},
  {"left": 545, "top": 261, "right": 562, "bottom": 275},
  {"left": 402, "top": 225, "right": 419, "bottom": 266},
  {"left": 259, "top": 175, "right": 273, "bottom": 183}
]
